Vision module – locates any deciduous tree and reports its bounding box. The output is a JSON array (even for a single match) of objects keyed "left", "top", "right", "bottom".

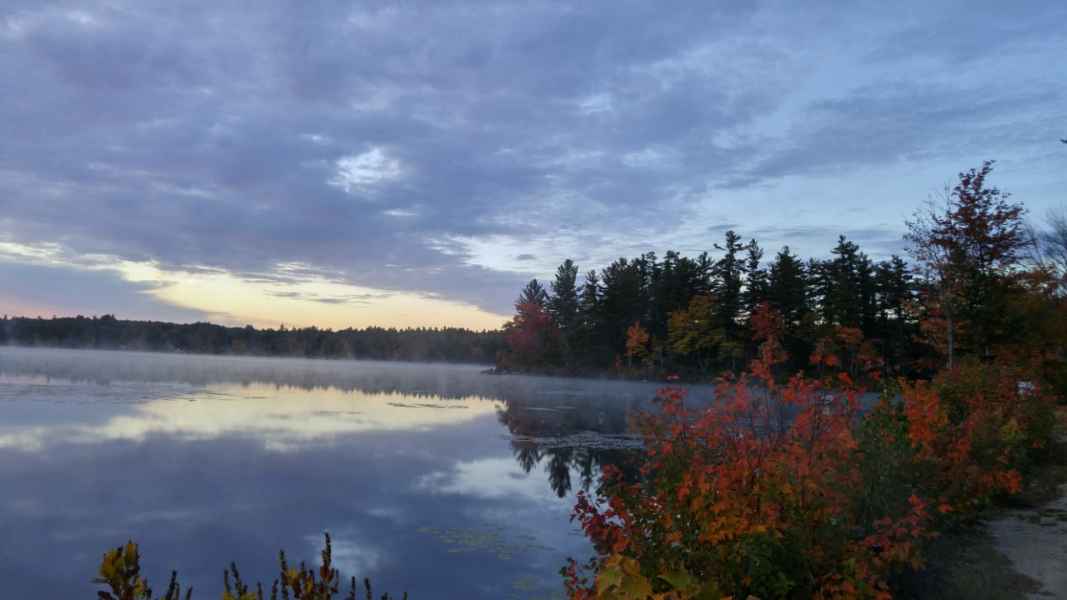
[{"left": 906, "top": 161, "right": 1029, "bottom": 367}]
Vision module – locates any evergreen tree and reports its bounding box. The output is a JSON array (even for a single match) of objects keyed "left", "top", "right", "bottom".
[
  {"left": 517, "top": 279, "right": 549, "bottom": 309},
  {"left": 822, "top": 236, "right": 864, "bottom": 328},
  {"left": 576, "top": 270, "right": 605, "bottom": 365},
  {"left": 768, "top": 247, "right": 808, "bottom": 324},
  {"left": 549, "top": 261, "right": 580, "bottom": 326},
  {"left": 549, "top": 260, "right": 581, "bottom": 366},
  {"left": 649, "top": 251, "right": 713, "bottom": 341},
  {"left": 636, "top": 252, "right": 659, "bottom": 326},
  {"left": 742, "top": 239, "right": 768, "bottom": 322},
  {"left": 599, "top": 258, "right": 645, "bottom": 358},
  {"left": 713, "top": 231, "right": 747, "bottom": 368},
  {"left": 769, "top": 247, "right": 813, "bottom": 369},
  {"left": 874, "top": 255, "right": 915, "bottom": 374},
  {"left": 714, "top": 231, "right": 745, "bottom": 326}
]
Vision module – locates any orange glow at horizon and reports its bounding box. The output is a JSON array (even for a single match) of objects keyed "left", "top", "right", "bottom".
[
  {"left": 0, "top": 244, "right": 511, "bottom": 331},
  {"left": 137, "top": 267, "right": 510, "bottom": 331}
]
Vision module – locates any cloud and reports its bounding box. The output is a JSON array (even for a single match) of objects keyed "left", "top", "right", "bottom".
[
  {"left": 0, "top": 383, "right": 501, "bottom": 452},
  {"left": 750, "top": 224, "right": 908, "bottom": 258},
  {"left": 329, "top": 147, "right": 406, "bottom": 196},
  {"left": 0, "top": 260, "right": 211, "bottom": 322},
  {"left": 0, "top": 0, "right": 1064, "bottom": 320},
  {"left": 265, "top": 289, "right": 392, "bottom": 305}
]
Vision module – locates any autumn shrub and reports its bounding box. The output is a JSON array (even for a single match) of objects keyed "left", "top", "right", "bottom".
[
  {"left": 564, "top": 306, "right": 1056, "bottom": 599},
  {"left": 900, "top": 360, "right": 1056, "bottom": 518},
  {"left": 852, "top": 387, "right": 924, "bottom": 545},
  {"left": 95, "top": 534, "right": 405, "bottom": 600},
  {"left": 565, "top": 331, "right": 929, "bottom": 599},
  {"left": 810, "top": 326, "right": 883, "bottom": 386}
]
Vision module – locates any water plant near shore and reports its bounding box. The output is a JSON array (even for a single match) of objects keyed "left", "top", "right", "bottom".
[{"left": 95, "top": 534, "right": 405, "bottom": 600}]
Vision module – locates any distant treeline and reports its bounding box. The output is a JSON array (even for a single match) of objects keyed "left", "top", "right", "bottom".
[
  {"left": 0, "top": 315, "right": 504, "bottom": 364},
  {"left": 498, "top": 163, "right": 1067, "bottom": 382},
  {"left": 499, "top": 234, "right": 925, "bottom": 377}
]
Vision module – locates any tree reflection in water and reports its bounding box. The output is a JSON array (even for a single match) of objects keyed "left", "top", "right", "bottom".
[{"left": 496, "top": 393, "right": 645, "bottom": 498}]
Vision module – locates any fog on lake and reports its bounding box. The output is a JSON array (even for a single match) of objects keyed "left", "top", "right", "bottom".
[{"left": 0, "top": 347, "right": 688, "bottom": 599}]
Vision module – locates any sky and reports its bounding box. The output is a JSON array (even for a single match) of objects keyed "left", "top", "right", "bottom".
[{"left": 1, "top": 1, "right": 1064, "bottom": 330}]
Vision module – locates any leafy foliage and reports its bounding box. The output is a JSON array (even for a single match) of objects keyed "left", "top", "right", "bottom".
[
  {"left": 566, "top": 316, "right": 935, "bottom": 599},
  {"left": 667, "top": 295, "right": 722, "bottom": 372},
  {"left": 564, "top": 304, "right": 1056, "bottom": 599},
  {"left": 500, "top": 300, "right": 560, "bottom": 368},
  {"left": 906, "top": 160, "right": 1029, "bottom": 367},
  {"left": 902, "top": 361, "right": 1055, "bottom": 516},
  {"left": 96, "top": 541, "right": 190, "bottom": 600},
  {"left": 625, "top": 321, "right": 651, "bottom": 367}
]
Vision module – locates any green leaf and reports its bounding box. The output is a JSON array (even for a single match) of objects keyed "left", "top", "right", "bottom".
[{"left": 658, "top": 569, "right": 697, "bottom": 591}]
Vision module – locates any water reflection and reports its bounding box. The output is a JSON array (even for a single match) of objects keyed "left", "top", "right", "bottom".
[
  {"left": 496, "top": 394, "right": 644, "bottom": 498},
  {"left": 0, "top": 347, "right": 672, "bottom": 599},
  {"left": 0, "top": 382, "right": 502, "bottom": 452}
]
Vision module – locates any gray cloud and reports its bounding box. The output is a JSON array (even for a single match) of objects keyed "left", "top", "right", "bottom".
[
  {"left": 0, "top": 261, "right": 210, "bottom": 322},
  {"left": 1, "top": 0, "right": 1064, "bottom": 317},
  {"left": 265, "top": 290, "right": 393, "bottom": 305},
  {"left": 750, "top": 225, "right": 908, "bottom": 259}
]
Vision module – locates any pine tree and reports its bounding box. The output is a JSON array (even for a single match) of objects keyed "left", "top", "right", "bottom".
[
  {"left": 742, "top": 239, "right": 768, "bottom": 323},
  {"left": 874, "top": 256, "right": 915, "bottom": 374},
  {"left": 768, "top": 247, "right": 808, "bottom": 325},
  {"left": 599, "top": 258, "right": 645, "bottom": 357},
  {"left": 713, "top": 231, "right": 746, "bottom": 368},
  {"left": 576, "top": 270, "right": 604, "bottom": 365},
  {"left": 517, "top": 279, "right": 549, "bottom": 309},
  {"left": 823, "top": 236, "right": 864, "bottom": 328},
  {"left": 549, "top": 260, "right": 580, "bottom": 366},
  {"left": 768, "top": 246, "right": 812, "bottom": 369}
]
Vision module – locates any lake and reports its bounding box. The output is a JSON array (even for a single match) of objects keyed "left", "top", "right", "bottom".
[{"left": 0, "top": 346, "right": 678, "bottom": 599}]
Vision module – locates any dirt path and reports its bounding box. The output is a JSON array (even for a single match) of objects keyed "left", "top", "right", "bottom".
[
  {"left": 988, "top": 409, "right": 1067, "bottom": 599},
  {"left": 988, "top": 483, "right": 1067, "bottom": 598}
]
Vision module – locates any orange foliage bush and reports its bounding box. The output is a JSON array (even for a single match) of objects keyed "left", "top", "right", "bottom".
[
  {"left": 901, "top": 361, "right": 1055, "bottom": 517},
  {"left": 811, "top": 326, "right": 883, "bottom": 385},
  {"left": 564, "top": 306, "right": 1054, "bottom": 599},
  {"left": 626, "top": 322, "right": 652, "bottom": 367}
]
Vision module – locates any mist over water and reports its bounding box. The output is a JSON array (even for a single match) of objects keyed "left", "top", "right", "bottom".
[{"left": 0, "top": 347, "right": 681, "bottom": 599}]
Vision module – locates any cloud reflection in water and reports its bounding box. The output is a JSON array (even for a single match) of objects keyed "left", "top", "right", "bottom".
[{"left": 0, "top": 347, "right": 665, "bottom": 599}]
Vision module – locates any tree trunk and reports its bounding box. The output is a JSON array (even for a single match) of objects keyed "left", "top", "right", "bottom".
[{"left": 946, "top": 312, "right": 955, "bottom": 370}]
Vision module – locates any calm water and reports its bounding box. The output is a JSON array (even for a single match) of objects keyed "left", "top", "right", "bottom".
[{"left": 0, "top": 346, "right": 676, "bottom": 599}]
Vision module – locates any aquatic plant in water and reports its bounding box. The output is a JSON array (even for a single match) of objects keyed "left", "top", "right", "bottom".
[{"left": 95, "top": 533, "right": 406, "bottom": 600}]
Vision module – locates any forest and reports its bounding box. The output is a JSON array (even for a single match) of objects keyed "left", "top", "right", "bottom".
[
  {"left": 498, "top": 161, "right": 1067, "bottom": 393},
  {"left": 0, "top": 315, "right": 504, "bottom": 364}
]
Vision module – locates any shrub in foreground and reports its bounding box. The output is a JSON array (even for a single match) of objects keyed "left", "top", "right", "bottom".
[
  {"left": 95, "top": 534, "right": 405, "bottom": 600},
  {"left": 901, "top": 360, "right": 1055, "bottom": 518},
  {"left": 566, "top": 335, "right": 925, "bottom": 598},
  {"left": 564, "top": 307, "right": 1055, "bottom": 599}
]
